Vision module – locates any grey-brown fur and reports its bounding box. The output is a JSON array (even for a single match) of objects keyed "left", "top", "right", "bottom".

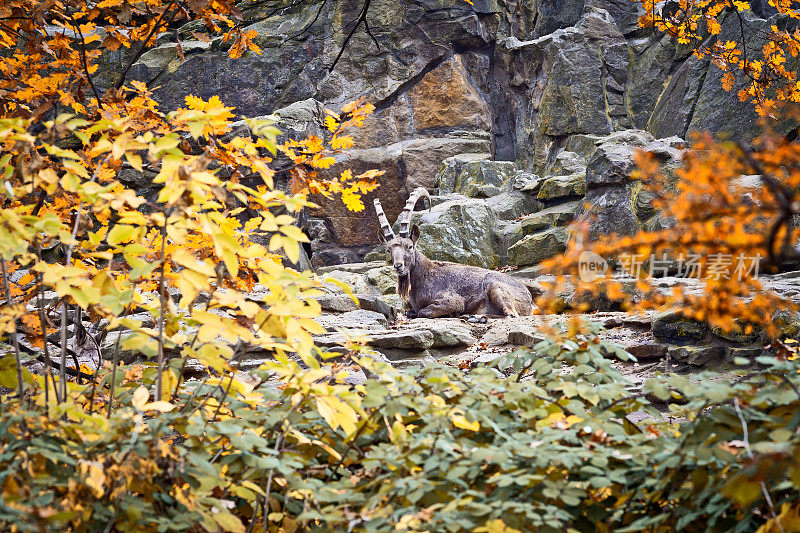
[{"left": 374, "top": 189, "right": 534, "bottom": 318}]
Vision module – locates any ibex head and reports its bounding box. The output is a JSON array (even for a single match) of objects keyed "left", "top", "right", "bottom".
[{"left": 374, "top": 187, "right": 430, "bottom": 278}]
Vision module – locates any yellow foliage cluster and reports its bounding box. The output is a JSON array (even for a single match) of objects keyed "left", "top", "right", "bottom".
[
  {"left": 0, "top": 0, "right": 380, "bottom": 461},
  {"left": 281, "top": 98, "right": 383, "bottom": 212},
  {"left": 0, "top": 1, "right": 387, "bottom": 526}
]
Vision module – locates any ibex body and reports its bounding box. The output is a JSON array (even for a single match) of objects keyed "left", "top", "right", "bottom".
[{"left": 374, "top": 188, "right": 534, "bottom": 318}]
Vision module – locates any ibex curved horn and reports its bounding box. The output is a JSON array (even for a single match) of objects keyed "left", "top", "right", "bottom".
[
  {"left": 398, "top": 187, "right": 431, "bottom": 238},
  {"left": 373, "top": 197, "right": 396, "bottom": 242}
]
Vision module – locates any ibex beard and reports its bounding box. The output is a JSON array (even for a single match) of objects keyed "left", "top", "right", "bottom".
[{"left": 374, "top": 188, "right": 535, "bottom": 318}]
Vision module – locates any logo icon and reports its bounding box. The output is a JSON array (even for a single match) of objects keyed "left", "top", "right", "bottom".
[{"left": 578, "top": 251, "right": 608, "bottom": 282}]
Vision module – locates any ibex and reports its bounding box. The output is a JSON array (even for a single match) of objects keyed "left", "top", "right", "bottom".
[{"left": 374, "top": 188, "right": 534, "bottom": 318}]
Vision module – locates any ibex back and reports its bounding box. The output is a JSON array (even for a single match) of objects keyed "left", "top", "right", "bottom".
[{"left": 374, "top": 188, "right": 534, "bottom": 318}]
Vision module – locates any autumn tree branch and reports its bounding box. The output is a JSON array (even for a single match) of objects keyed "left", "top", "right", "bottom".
[
  {"left": 69, "top": 14, "right": 104, "bottom": 108},
  {"left": 113, "top": 1, "right": 180, "bottom": 91}
]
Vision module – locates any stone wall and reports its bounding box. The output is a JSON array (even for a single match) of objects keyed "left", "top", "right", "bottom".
[{"left": 123, "top": 0, "right": 794, "bottom": 267}]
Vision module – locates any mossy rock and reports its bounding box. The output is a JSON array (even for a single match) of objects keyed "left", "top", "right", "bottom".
[
  {"left": 437, "top": 158, "right": 517, "bottom": 197},
  {"left": 726, "top": 346, "right": 766, "bottom": 365},
  {"left": 408, "top": 197, "right": 503, "bottom": 269},
  {"left": 667, "top": 345, "right": 724, "bottom": 367},
  {"left": 652, "top": 311, "right": 709, "bottom": 341},
  {"left": 545, "top": 151, "right": 586, "bottom": 177},
  {"left": 366, "top": 266, "right": 398, "bottom": 295},
  {"left": 363, "top": 248, "right": 388, "bottom": 262},
  {"left": 521, "top": 201, "right": 579, "bottom": 234},
  {"left": 772, "top": 310, "right": 800, "bottom": 339},
  {"left": 537, "top": 174, "right": 586, "bottom": 201},
  {"left": 465, "top": 184, "right": 504, "bottom": 198},
  {"left": 507, "top": 227, "right": 569, "bottom": 266},
  {"left": 711, "top": 323, "right": 761, "bottom": 344}
]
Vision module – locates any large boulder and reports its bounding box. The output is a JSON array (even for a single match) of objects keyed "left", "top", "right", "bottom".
[
  {"left": 402, "top": 136, "right": 492, "bottom": 192},
  {"left": 507, "top": 227, "right": 570, "bottom": 266},
  {"left": 486, "top": 191, "right": 542, "bottom": 220},
  {"left": 521, "top": 201, "right": 580, "bottom": 234},
  {"left": 585, "top": 130, "right": 682, "bottom": 186},
  {"left": 437, "top": 158, "right": 519, "bottom": 196},
  {"left": 310, "top": 143, "right": 406, "bottom": 247},
  {"left": 577, "top": 130, "right": 684, "bottom": 242},
  {"left": 406, "top": 55, "right": 491, "bottom": 132},
  {"left": 585, "top": 130, "right": 653, "bottom": 186},
  {"left": 537, "top": 173, "right": 586, "bottom": 201},
  {"left": 536, "top": 9, "right": 629, "bottom": 138},
  {"left": 545, "top": 151, "right": 587, "bottom": 177},
  {"left": 408, "top": 196, "right": 505, "bottom": 269},
  {"left": 581, "top": 182, "right": 643, "bottom": 241}
]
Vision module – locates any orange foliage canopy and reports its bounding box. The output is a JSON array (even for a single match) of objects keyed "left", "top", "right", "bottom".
[
  {"left": 541, "top": 129, "right": 800, "bottom": 335},
  {"left": 542, "top": 1, "right": 800, "bottom": 334},
  {"left": 0, "top": 0, "right": 254, "bottom": 119},
  {"left": 635, "top": 0, "right": 800, "bottom": 117}
]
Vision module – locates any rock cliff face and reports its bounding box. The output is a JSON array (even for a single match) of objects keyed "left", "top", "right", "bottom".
[{"left": 123, "top": 0, "right": 790, "bottom": 267}]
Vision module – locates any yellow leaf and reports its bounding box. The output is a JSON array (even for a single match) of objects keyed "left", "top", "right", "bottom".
[
  {"left": 477, "top": 519, "right": 522, "bottom": 533},
  {"left": 132, "top": 386, "right": 149, "bottom": 409},
  {"left": 81, "top": 462, "right": 106, "bottom": 498},
  {"left": 0, "top": 354, "right": 34, "bottom": 390},
  {"left": 316, "top": 395, "right": 358, "bottom": 436},
  {"left": 283, "top": 236, "right": 299, "bottom": 264},
  {"left": 212, "top": 510, "right": 245, "bottom": 533},
  {"left": 126, "top": 152, "right": 143, "bottom": 172},
  {"left": 161, "top": 369, "right": 178, "bottom": 401},
  {"left": 143, "top": 401, "right": 175, "bottom": 413},
  {"left": 452, "top": 413, "right": 480, "bottom": 432},
  {"left": 107, "top": 224, "right": 138, "bottom": 245}
]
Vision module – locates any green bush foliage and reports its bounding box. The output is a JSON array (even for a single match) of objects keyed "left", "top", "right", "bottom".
[{"left": 1, "top": 325, "right": 798, "bottom": 532}]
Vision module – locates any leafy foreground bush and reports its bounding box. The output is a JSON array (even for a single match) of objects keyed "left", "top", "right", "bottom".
[{"left": 1, "top": 324, "right": 798, "bottom": 532}]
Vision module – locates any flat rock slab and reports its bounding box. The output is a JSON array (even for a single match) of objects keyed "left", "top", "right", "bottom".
[
  {"left": 402, "top": 318, "right": 477, "bottom": 348},
  {"left": 368, "top": 330, "right": 435, "bottom": 350},
  {"left": 521, "top": 201, "right": 580, "bottom": 234},
  {"left": 314, "top": 332, "right": 373, "bottom": 348},
  {"left": 667, "top": 345, "right": 725, "bottom": 366},
  {"left": 652, "top": 311, "right": 709, "bottom": 341},
  {"left": 315, "top": 310, "right": 388, "bottom": 331},
  {"left": 320, "top": 270, "right": 376, "bottom": 295},
  {"left": 625, "top": 341, "right": 669, "bottom": 360},
  {"left": 315, "top": 293, "right": 360, "bottom": 313},
  {"left": 315, "top": 327, "right": 435, "bottom": 353},
  {"left": 506, "top": 325, "right": 545, "bottom": 346},
  {"left": 317, "top": 261, "right": 388, "bottom": 275}
]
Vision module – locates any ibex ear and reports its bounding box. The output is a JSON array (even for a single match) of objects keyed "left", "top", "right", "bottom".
[{"left": 410, "top": 224, "right": 421, "bottom": 244}]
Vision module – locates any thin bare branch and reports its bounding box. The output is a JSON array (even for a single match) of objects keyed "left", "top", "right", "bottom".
[
  {"left": 0, "top": 260, "right": 24, "bottom": 400},
  {"left": 733, "top": 398, "right": 785, "bottom": 533}
]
